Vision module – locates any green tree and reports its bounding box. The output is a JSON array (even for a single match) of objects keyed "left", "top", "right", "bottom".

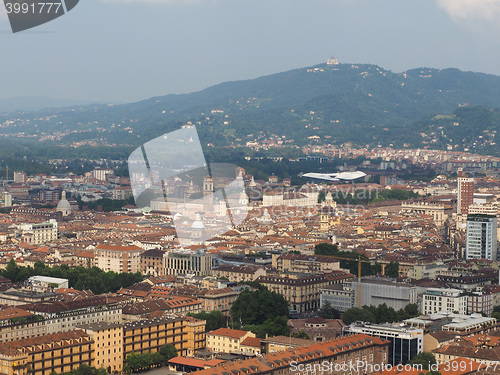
[
  {"left": 188, "top": 311, "right": 228, "bottom": 332},
  {"left": 409, "top": 352, "right": 437, "bottom": 370},
  {"left": 231, "top": 288, "right": 289, "bottom": 326},
  {"left": 342, "top": 308, "right": 376, "bottom": 325},
  {"left": 384, "top": 261, "right": 399, "bottom": 278},
  {"left": 4, "top": 258, "right": 19, "bottom": 281},
  {"left": 74, "top": 364, "right": 94, "bottom": 375},
  {"left": 320, "top": 301, "right": 341, "bottom": 319},
  {"left": 314, "top": 243, "right": 339, "bottom": 256},
  {"left": 158, "top": 344, "right": 178, "bottom": 362},
  {"left": 404, "top": 303, "right": 419, "bottom": 317}
]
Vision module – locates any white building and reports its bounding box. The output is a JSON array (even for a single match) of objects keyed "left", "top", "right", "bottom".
[
  {"left": 344, "top": 322, "right": 423, "bottom": 365},
  {"left": 27, "top": 276, "right": 68, "bottom": 292},
  {"left": 17, "top": 219, "right": 58, "bottom": 245},
  {"left": 422, "top": 288, "right": 467, "bottom": 315},
  {"left": 0, "top": 191, "right": 12, "bottom": 207}
]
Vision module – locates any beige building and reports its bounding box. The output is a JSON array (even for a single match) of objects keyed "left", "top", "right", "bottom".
[
  {"left": 198, "top": 288, "right": 238, "bottom": 314},
  {"left": 212, "top": 265, "right": 266, "bottom": 282},
  {"left": 95, "top": 243, "right": 145, "bottom": 273},
  {"left": 206, "top": 328, "right": 256, "bottom": 354},
  {"left": 0, "top": 330, "right": 93, "bottom": 375},
  {"left": 185, "top": 317, "right": 206, "bottom": 356},
  {"left": 272, "top": 253, "right": 341, "bottom": 274},
  {"left": 79, "top": 323, "right": 124, "bottom": 373},
  {"left": 257, "top": 271, "right": 353, "bottom": 313},
  {"left": 17, "top": 220, "right": 58, "bottom": 245},
  {"left": 123, "top": 317, "right": 189, "bottom": 357},
  {"left": 400, "top": 201, "right": 448, "bottom": 226}
]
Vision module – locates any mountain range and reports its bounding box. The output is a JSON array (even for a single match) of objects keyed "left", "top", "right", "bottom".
[{"left": 1, "top": 62, "right": 500, "bottom": 158}]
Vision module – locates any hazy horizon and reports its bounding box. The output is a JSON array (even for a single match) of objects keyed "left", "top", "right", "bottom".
[{"left": 2, "top": 0, "right": 500, "bottom": 103}]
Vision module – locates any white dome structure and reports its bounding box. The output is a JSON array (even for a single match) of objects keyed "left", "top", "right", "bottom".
[{"left": 56, "top": 191, "right": 72, "bottom": 217}]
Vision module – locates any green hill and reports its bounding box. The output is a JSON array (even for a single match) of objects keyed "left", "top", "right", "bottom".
[{"left": 2, "top": 62, "right": 500, "bottom": 156}]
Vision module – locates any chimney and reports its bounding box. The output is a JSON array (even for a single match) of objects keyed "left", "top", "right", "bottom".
[{"left": 458, "top": 168, "right": 463, "bottom": 177}]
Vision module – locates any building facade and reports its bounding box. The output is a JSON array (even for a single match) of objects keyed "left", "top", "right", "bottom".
[
  {"left": 344, "top": 322, "right": 423, "bottom": 365},
  {"left": 95, "top": 243, "right": 145, "bottom": 273},
  {"left": 163, "top": 251, "right": 212, "bottom": 276},
  {"left": 457, "top": 169, "right": 474, "bottom": 215},
  {"left": 466, "top": 214, "right": 498, "bottom": 261},
  {"left": 422, "top": 288, "right": 468, "bottom": 315}
]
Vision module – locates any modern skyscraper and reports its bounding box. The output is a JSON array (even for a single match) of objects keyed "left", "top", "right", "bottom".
[
  {"left": 457, "top": 168, "right": 474, "bottom": 215},
  {"left": 466, "top": 214, "right": 498, "bottom": 260}
]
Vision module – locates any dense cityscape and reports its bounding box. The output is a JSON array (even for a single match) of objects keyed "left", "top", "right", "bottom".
[{"left": 0, "top": 140, "right": 499, "bottom": 375}]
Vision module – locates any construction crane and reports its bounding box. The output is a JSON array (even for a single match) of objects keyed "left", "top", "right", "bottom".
[{"left": 323, "top": 254, "right": 373, "bottom": 308}]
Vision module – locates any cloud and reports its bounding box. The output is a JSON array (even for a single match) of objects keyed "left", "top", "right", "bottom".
[{"left": 436, "top": 0, "right": 500, "bottom": 20}]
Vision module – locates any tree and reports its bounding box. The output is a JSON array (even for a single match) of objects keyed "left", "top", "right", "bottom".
[
  {"left": 158, "top": 344, "right": 178, "bottom": 362},
  {"left": 342, "top": 308, "right": 376, "bottom": 325},
  {"left": 4, "top": 258, "right": 19, "bottom": 281},
  {"left": 188, "top": 311, "right": 228, "bottom": 332},
  {"left": 74, "top": 365, "right": 94, "bottom": 375},
  {"left": 385, "top": 261, "right": 399, "bottom": 278},
  {"left": 292, "top": 331, "right": 310, "bottom": 340},
  {"left": 314, "top": 243, "right": 339, "bottom": 256},
  {"left": 409, "top": 352, "right": 437, "bottom": 370},
  {"left": 231, "top": 288, "right": 289, "bottom": 326},
  {"left": 404, "top": 303, "right": 419, "bottom": 317},
  {"left": 320, "top": 301, "right": 341, "bottom": 319}
]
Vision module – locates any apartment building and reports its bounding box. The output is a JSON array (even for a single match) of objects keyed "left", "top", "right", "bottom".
[
  {"left": 112, "top": 186, "right": 133, "bottom": 200},
  {"left": 123, "top": 317, "right": 189, "bottom": 357},
  {"left": 140, "top": 249, "right": 166, "bottom": 276},
  {"left": 163, "top": 251, "right": 212, "bottom": 276},
  {"left": 0, "top": 290, "right": 56, "bottom": 307},
  {"left": 79, "top": 322, "right": 124, "bottom": 373},
  {"left": 422, "top": 288, "right": 468, "bottom": 315},
  {"left": 95, "top": 243, "right": 145, "bottom": 273},
  {"left": 185, "top": 317, "right": 206, "bottom": 356},
  {"left": 0, "top": 297, "right": 123, "bottom": 342},
  {"left": 272, "top": 253, "right": 341, "bottom": 274},
  {"left": 0, "top": 330, "right": 93, "bottom": 375},
  {"left": 212, "top": 265, "right": 266, "bottom": 282},
  {"left": 197, "top": 288, "right": 238, "bottom": 314},
  {"left": 466, "top": 214, "right": 498, "bottom": 261},
  {"left": 17, "top": 219, "right": 58, "bottom": 245},
  {"left": 457, "top": 169, "right": 474, "bottom": 215},
  {"left": 257, "top": 271, "right": 353, "bottom": 313},
  {"left": 206, "top": 328, "right": 256, "bottom": 354}
]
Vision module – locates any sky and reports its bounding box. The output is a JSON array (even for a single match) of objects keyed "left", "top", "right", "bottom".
[{"left": 2, "top": 0, "right": 500, "bottom": 103}]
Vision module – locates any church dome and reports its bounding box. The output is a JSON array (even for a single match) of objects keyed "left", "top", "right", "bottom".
[{"left": 56, "top": 191, "right": 72, "bottom": 216}]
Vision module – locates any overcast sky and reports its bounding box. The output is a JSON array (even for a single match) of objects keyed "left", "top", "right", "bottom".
[{"left": 2, "top": 0, "right": 500, "bottom": 103}]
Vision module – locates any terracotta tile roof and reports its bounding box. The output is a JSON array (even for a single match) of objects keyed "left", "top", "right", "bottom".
[
  {"left": 241, "top": 336, "right": 262, "bottom": 348},
  {"left": 190, "top": 333, "right": 388, "bottom": 375},
  {"left": 207, "top": 328, "right": 249, "bottom": 339},
  {"left": 168, "top": 356, "right": 225, "bottom": 368}
]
